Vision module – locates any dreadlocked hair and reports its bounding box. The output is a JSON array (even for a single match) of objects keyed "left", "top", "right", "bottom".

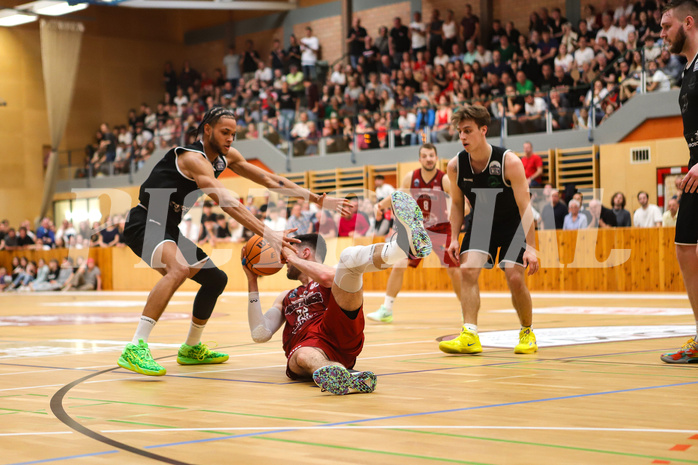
[{"left": 189, "top": 106, "right": 236, "bottom": 139}]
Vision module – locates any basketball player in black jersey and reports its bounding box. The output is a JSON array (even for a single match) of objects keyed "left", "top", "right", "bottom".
[
  {"left": 439, "top": 105, "right": 540, "bottom": 355},
  {"left": 660, "top": 0, "right": 698, "bottom": 364},
  {"left": 118, "top": 107, "right": 351, "bottom": 376}
]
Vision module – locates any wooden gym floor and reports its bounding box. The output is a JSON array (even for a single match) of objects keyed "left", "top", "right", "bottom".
[{"left": 1, "top": 290, "right": 697, "bottom": 465}]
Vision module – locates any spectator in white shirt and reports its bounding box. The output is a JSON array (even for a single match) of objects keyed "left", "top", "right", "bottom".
[
  {"left": 647, "top": 60, "right": 671, "bottom": 92},
  {"left": 254, "top": 61, "right": 273, "bottom": 84},
  {"left": 633, "top": 191, "right": 663, "bottom": 227},
  {"left": 616, "top": 15, "right": 635, "bottom": 44},
  {"left": 409, "top": 11, "right": 427, "bottom": 55},
  {"left": 596, "top": 13, "right": 622, "bottom": 43},
  {"left": 173, "top": 88, "right": 189, "bottom": 116},
  {"left": 374, "top": 175, "right": 395, "bottom": 201},
  {"left": 300, "top": 27, "right": 319, "bottom": 81},
  {"left": 574, "top": 37, "right": 595, "bottom": 70},
  {"left": 474, "top": 44, "right": 492, "bottom": 66},
  {"left": 329, "top": 63, "right": 347, "bottom": 86}
]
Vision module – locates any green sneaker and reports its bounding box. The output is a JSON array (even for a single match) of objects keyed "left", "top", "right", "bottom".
[
  {"left": 366, "top": 305, "right": 393, "bottom": 323},
  {"left": 177, "top": 342, "right": 229, "bottom": 365},
  {"left": 117, "top": 339, "right": 166, "bottom": 376}
]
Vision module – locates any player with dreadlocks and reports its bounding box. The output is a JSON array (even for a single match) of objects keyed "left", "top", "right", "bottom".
[{"left": 118, "top": 107, "right": 351, "bottom": 376}]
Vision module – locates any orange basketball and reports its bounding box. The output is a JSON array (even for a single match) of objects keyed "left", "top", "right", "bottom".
[{"left": 242, "top": 235, "right": 283, "bottom": 276}]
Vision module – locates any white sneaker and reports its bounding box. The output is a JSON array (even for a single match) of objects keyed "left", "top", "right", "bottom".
[{"left": 366, "top": 305, "right": 393, "bottom": 323}]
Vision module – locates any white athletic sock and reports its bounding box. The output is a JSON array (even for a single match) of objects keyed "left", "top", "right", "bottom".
[
  {"left": 185, "top": 322, "right": 206, "bottom": 346},
  {"left": 463, "top": 323, "right": 478, "bottom": 334},
  {"left": 132, "top": 316, "right": 156, "bottom": 345},
  {"left": 383, "top": 296, "right": 395, "bottom": 311},
  {"left": 380, "top": 240, "right": 408, "bottom": 267}
]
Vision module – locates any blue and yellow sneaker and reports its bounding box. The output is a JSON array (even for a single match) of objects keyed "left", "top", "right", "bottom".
[
  {"left": 514, "top": 327, "right": 538, "bottom": 354},
  {"left": 390, "top": 191, "right": 432, "bottom": 259},
  {"left": 312, "top": 365, "right": 377, "bottom": 395},
  {"left": 117, "top": 339, "right": 166, "bottom": 376},
  {"left": 177, "top": 342, "right": 229, "bottom": 365},
  {"left": 367, "top": 305, "right": 393, "bottom": 323},
  {"left": 438, "top": 327, "right": 483, "bottom": 354},
  {"left": 661, "top": 338, "right": 698, "bottom": 364}
]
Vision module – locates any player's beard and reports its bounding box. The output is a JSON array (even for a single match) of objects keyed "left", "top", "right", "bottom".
[
  {"left": 286, "top": 264, "right": 301, "bottom": 280},
  {"left": 422, "top": 163, "right": 436, "bottom": 171},
  {"left": 670, "top": 25, "right": 687, "bottom": 55},
  {"left": 208, "top": 133, "right": 228, "bottom": 157}
]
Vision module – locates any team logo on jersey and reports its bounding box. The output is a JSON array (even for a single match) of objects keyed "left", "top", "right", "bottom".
[
  {"left": 413, "top": 179, "right": 420, "bottom": 187},
  {"left": 487, "top": 176, "right": 502, "bottom": 187},
  {"left": 214, "top": 158, "right": 226, "bottom": 172},
  {"left": 489, "top": 160, "right": 502, "bottom": 176},
  {"left": 462, "top": 178, "right": 474, "bottom": 183}
]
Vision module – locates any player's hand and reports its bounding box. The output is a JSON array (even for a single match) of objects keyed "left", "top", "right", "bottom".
[
  {"left": 280, "top": 245, "right": 297, "bottom": 265},
  {"left": 265, "top": 228, "right": 300, "bottom": 256},
  {"left": 523, "top": 248, "right": 539, "bottom": 276},
  {"left": 374, "top": 203, "right": 384, "bottom": 221},
  {"left": 318, "top": 193, "right": 352, "bottom": 218},
  {"left": 680, "top": 165, "right": 698, "bottom": 193},
  {"left": 447, "top": 239, "right": 460, "bottom": 266},
  {"left": 240, "top": 247, "right": 257, "bottom": 281}
]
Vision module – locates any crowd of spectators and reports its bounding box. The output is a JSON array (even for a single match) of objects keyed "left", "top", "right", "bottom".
[
  {"left": 81, "top": 0, "right": 681, "bottom": 171},
  {"left": 0, "top": 255, "right": 101, "bottom": 292}
]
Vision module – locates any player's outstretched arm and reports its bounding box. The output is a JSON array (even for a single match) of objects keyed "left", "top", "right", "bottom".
[
  {"left": 242, "top": 249, "right": 286, "bottom": 343},
  {"left": 505, "top": 152, "right": 539, "bottom": 275},
  {"left": 226, "top": 147, "right": 352, "bottom": 217},
  {"left": 180, "top": 151, "right": 300, "bottom": 253}
]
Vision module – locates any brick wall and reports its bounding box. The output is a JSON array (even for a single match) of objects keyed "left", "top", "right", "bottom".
[
  {"left": 493, "top": 0, "right": 569, "bottom": 34},
  {"left": 421, "top": 0, "right": 481, "bottom": 19},
  {"left": 357, "top": 2, "right": 411, "bottom": 37}
]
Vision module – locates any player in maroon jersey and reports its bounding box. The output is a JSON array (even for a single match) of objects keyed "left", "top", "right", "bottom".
[
  {"left": 244, "top": 192, "right": 432, "bottom": 395},
  {"left": 368, "top": 143, "right": 462, "bottom": 323}
]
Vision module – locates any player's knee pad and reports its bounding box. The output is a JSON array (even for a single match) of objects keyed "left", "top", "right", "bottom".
[
  {"left": 334, "top": 246, "right": 365, "bottom": 293},
  {"left": 191, "top": 266, "right": 228, "bottom": 320}
]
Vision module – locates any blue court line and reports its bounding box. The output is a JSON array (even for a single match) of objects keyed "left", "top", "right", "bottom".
[
  {"left": 146, "top": 379, "right": 698, "bottom": 449},
  {"left": 11, "top": 450, "right": 118, "bottom": 464}
]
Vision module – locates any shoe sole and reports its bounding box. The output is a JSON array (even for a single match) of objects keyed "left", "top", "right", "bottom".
[
  {"left": 391, "top": 191, "right": 432, "bottom": 258},
  {"left": 117, "top": 356, "right": 166, "bottom": 376},
  {"left": 177, "top": 355, "right": 229, "bottom": 365},
  {"left": 660, "top": 355, "right": 698, "bottom": 364},
  {"left": 514, "top": 345, "right": 538, "bottom": 354},
  {"left": 438, "top": 342, "right": 483, "bottom": 354},
  {"left": 313, "top": 366, "right": 377, "bottom": 395}
]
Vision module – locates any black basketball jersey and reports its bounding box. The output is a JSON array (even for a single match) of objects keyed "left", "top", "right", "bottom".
[
  {"left": 138, "top": 140, "right": 227, "bottom": 228},
  {"left": 680, "top": 52, "right": 698, "bottom": 168},
  {"left": 456, "top": 145, "right": 521, "bottom": 226}
]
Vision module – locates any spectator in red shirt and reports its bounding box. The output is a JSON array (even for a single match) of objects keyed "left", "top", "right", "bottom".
[
  {"left": 520, "top": 141, "right": 543, "bottom": 187},
  {"left": 338, "top": 196, "right": 369, "bottom": 237}
]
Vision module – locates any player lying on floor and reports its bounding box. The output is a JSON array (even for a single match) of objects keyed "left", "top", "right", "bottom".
[{"left": 243, "top": 192, "right": 432, "bottom": 395}]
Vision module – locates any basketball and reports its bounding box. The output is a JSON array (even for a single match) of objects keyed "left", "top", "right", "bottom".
[{"left": 241, "top": 235, "right": 283, "bottom": 276}]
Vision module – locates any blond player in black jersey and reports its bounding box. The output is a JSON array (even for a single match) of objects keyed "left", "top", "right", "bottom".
[{"left": 439, "top": 105, "right": 539, "bottom": 355}]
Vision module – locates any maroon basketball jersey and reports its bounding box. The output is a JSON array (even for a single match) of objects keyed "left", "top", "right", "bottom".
[
  {"left": 410, "top": 168, "right": 450, "bottom": 231},
  {"left": 281, "top": 281, "right": 331, "bottom": 357}
]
